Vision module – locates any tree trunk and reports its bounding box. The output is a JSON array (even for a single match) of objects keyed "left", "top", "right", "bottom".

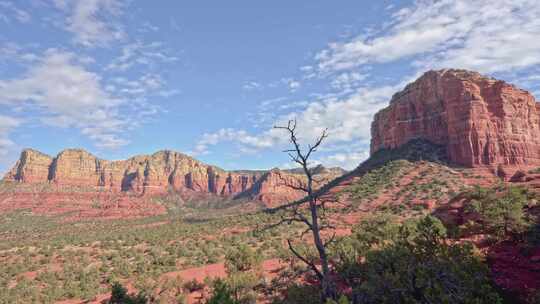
[
  {"left": 309, "top": 192, "right": 337, "bottom": 301},
  {"left": 274, "top": 120, "right": 336, "bottom": 301}
]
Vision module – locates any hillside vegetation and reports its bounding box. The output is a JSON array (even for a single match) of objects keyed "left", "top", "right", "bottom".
[{"left": 0, "top": 141, "right": 538, "bottom": 303}]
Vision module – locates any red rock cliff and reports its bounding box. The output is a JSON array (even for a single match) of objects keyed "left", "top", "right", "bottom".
[
  {"left": 3, "top": 149, "right": 342, "bottom": 206},
  {"left": 371, "top": 69, "right": 540, "bottom": 170}
]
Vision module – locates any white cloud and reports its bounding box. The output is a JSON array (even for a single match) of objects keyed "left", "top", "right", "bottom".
[
  {"left": 288, "top": 80, "right": 301, "bottom": 91},
  {"left": 316, "top": 0, "right": 540, "bottom": 74},
  {"left": 0, "top": 1, "right": 31, "bottom": 24},
  {"left": 242, "top": 81, "right": 262, "bottom": 91},
  {"left": 194, "top": 0, "right": 540, "bottom": 170},
  {"left": 105, "top": 41, "right": 179, "bottom": 72},
  {"left": 315, "top": 150, "right": 369, "bottom": 170},
  {"left": 280, "top": 84, "right": 400, "bottom": 145},
  {"left": 139, "top": 21, "right": 159, "bottom": 33},
  {"left": 193, "top": 128, "right": 281, "bottom": 156},
  {"left": 193, "top": 83, "right": 400, "bottom": 169},
  {"left": 0, "top": 115, "right": 19, "bottom": 156},
  {"left": 254, "top": 0, "right": 540, "bottom": 170},
  {"left": 331, "top": 72, "right": 367, "bottom": 92},
  {"left": 157, "top": 89, "right": 180, "bottom": 98},
  {"left": 0, "top": 42, "right": 39, "bottom": 63},
  {"left": 53, "top": 0, "right": 125, "bottom": 47},
  {"left": 279, "top": 78, "right": 301, "bottom": 92},
  {"left": 0, "top": 49, "right": 129, "bottom": 149},
  {"left": 111, "top": 73, "right": 164, "bottom": 98}
]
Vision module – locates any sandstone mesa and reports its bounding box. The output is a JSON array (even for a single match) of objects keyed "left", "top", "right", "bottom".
[
  {"left": 371, "top": 69, "right": 540, "bottom": 175},
  {"left": 2, "top": 148, "right": 343, "bottom": 207}
]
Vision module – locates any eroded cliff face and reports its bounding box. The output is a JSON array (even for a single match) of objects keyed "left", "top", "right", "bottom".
[
  {"left": 3, "top": 149, "right": 341, "bottom": 206},
  {"left": 371, "top": 69, "right": 540, "bottom": 170},
  {"left": 4, "top": 149, "right": 53, "bottom": 183}
]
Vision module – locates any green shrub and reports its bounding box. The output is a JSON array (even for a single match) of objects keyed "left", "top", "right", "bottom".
[
  {"left": 109, "top": 282, "right": 148, "bottom": 304},
  {"left": 467, "top": 185, "right": 532, "bottom": 238},
  {"left": 225, "top": 244, "right": 261, "bottom": 274},
  {"left": 325, "top": 295, "right": 350, "bottom": 304},
  {"left": 183, "top": 278, "right": 204, "bottom": 293},
  {"left": 350, "top": 216, "right": 502, "bottom": 304},
  {"left": 273, "top": 284, "right": 321, "bottom": 304},
  {"left": 206, "top": 279, "right": 238, "bottom": 304}
]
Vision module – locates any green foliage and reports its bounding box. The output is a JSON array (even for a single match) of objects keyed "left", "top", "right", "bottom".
[
  {"left": 334, "top": 215, "right": 502, "bottom": 304},
  {"left": 351, "top": 213, "right": 402, "bottom": 249},
  {"left": 109, "top": 282, "right": 148, "bottom": 304},
  {"left": 345, "top": 160, "right": 408, "bottom": 201},
  {"left": 206, "top": 279, "right": 238, "bottom": 304},
  {"left": 154, "top": 275, "right": 186, "bottom": 303},
  {"left": 223, "top": 244, "right": 261, "bottom": 303},
  {"left": 183, "top": 278, "right": 204, "bottom": 293},
  {"left": 273, "top": 284, "right": 322, "bottom": 304},
  {"left": 332, "top": 214, "right": 402, "bottom": 286},
  {"left": 526, "top": 223, "right": 540, "bottom": 246},
  {"left": 467, "top": 185, "right": 532, "bottom": 238},
  {"left": 325, "top": 295, "right": 350, "bottom": 304},
  {"left": 0, "top": 205, "right": 297, "bottom": 303},
  {"left": 226, "top": 272, "right": 259, "bottom": 303},
  {"left": 225, "top": 244, "right": 262, "bottom": 274}
]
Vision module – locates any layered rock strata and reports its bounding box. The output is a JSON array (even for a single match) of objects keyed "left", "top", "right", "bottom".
[
  {"left": 371, "top": 69, "right": 540, "bottom": 170},
  {"left": 3, "top": 149, "right": 342, "bottom": 206}
]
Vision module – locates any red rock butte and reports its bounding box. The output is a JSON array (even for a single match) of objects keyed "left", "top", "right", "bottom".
[
  {"left": 2, "top": 148, "right": 343, "bottom": 207},
  {"left": 371, "top": 69, "right": 540, "bottom": 173}
]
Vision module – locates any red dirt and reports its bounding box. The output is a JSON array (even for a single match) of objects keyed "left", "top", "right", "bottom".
[{"left": 0, "top": 192, "right": 166, "bottom": 221}]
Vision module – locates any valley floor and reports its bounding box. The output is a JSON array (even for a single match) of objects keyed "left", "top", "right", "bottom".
[{"left": 0, "top": 159, "right": 539, "bottom": 303}]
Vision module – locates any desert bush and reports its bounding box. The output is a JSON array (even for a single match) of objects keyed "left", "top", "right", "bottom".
[
  {"left": 109, "top": 281, "right": 148, "bottom": 304},
  {"left": 222, "top": 244, "right": 263, "bottom": 303},
  {"left": 271, "top": 284, "right": 321, "bottom": 304},
  {"left": 183, "top": 278, "right": 204, "bottom": 293},
  {"left": 349, "top": 216, "right": 502, "bottom": 304},
  {"left": 225, "top": 244, "right": 261, "bottom": 274},
  {"left": 526, "top": 223, "right": 540, "bottom": 246},
  {"left": 206, "top": 279, "right": 238, "bottom": 304},
  {"left": 346, "top": 161, "right": 408, "bottom": 201},
  {"left": 467, "top": 185, "right": 532, "bottom": 238}
]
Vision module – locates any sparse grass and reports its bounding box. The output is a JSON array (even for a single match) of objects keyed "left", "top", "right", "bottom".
[
  {"left": 344, "top": 160, "right": 410, "bottom": 203},
  {"left": 0, "top": 198, "right": 303, "bottom": 303},
  {"left": 339, "top": 158, "right": 465, "bottom": 218}
]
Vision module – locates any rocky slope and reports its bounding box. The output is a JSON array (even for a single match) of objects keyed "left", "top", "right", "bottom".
[
  {"left": 325, "top": 70, "right": 540, "bottom": 301},
  {"left": 371, "top": 69, "right": 540, "bottom": 174},
  {"left": 2, "top": 149, "right": 343, "bottom": 207}
]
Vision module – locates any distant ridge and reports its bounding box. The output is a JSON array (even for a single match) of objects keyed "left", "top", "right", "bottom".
[{"left": 3, "top": 148, "right": 345, "bottom": 207}]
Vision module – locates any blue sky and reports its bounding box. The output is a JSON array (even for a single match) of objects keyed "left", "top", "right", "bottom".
[{"left": 1, "top": 0, "right": 540, "bottom": 173}]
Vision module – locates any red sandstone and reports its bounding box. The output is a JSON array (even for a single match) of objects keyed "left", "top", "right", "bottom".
[
  {"left": 371, "top": 69, "right": 540, "bottom": 173},
  {"left": 2, "top": 149, "right": 342, "bottom": 209}
]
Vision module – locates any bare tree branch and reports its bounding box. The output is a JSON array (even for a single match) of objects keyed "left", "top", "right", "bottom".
[
  {"left": 267, "top": 119, "right": 337, "bottom": 301},
  {"left": 324, "top": 232, "right": 337, "bottom": 248},
  {"left": 287, "top": 239, "right": 323, "bottom": 280}
]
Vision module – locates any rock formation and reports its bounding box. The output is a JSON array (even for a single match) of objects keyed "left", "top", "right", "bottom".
[
  {"left": 371, "top": 69, "right": 540, "bottom": 172},
  {"left": 6, "top": 149, "right": 53, "bottom": 183},
  {"left": 3, "top": 149, "right": 343, "bottom": 206}
]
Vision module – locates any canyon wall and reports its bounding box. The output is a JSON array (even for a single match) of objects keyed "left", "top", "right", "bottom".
[
  {"left": 3, "top": 149, "right": 341, "bottom": 206},
  {"left": 371, "top": 69, "right": 540, "bottom": 171}
]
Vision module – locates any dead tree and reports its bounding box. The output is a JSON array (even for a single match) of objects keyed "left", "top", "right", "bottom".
[{"left": 271, "top": 119, "right": 338, "bottom": 301}]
